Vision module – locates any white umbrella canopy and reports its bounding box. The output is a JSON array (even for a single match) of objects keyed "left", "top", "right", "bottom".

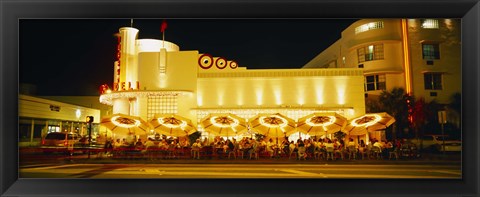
[
  {"left": 342, "top": 112, "right": 396, "bottom": 136},
  {"left": 200, "top": 113, "right": 248, "bottom": 137},
  {"left": 150, "top": 114, "right": 196, "bottom": 137},
  {"left": 249, "top": 113, "right": 296, "bottom": 138},
  {"left": 100, "top": 113, "right": 150, "bottom": 136},
  {"left": 294, "top": 112, "right": 348, "bottom": 136}
]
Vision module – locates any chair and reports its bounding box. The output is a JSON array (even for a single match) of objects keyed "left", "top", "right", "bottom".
[
  {"left": 237, "top": 148, "right": 244, "bottom": 159},
  {"left": 334, "top": 147, "right": 345, "bottom": 160},
  {"left": 371, "top": 146, "right": 382, "bottom": 159},
  {"left": 389, "top": 147, "right": 399, "bottom": 160},
  {"left": 347, "top": 146, "right": 357, "bottom": 160},
  {"left": 326, "top": 147, "right": 335, "bottom": 160},
  {"left": 288, "top": 146, "right": 297, "bottom": 159},
  {"left": 166, "top": 144, "right": 176, "bottom": 159},
  {"left": 228, "top": 147, "right": 237, "bottom": 159},
  {"left": 359, "top": 147, "right": 368, "bottom": 160},
  {"left": 305, "top": 146, "right": 315, "bottom": 160},
  {"left": 191, "top": 147, "right": 201, "bottom": 159},
  {"left": 314, "top": 147, "right": 325, "bottom": 160},
  {"left": 249, "top": 146, "right": 259, "bottom": 160},
  {"left": 297, "top": 146, "right": 306, "bottom": 160},
  {"left": 144, "top": 146, "right": 159, "bottom": 160}
]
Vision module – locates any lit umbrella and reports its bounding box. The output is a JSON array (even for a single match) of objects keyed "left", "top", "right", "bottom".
[
  {"left": 200, "top": 113, "right": 248, "bottom": 137},
  {"left": 100, "top": 113, "right": 150, "bottom": 136},
  {"left": 342, "top": 112, "right": 396, "bottom": 136},
  {"left": 150, "top": 114, "right": 196, "bottom": 137},
  {"left": 249, "top": 113, "right": 296, "bottom": 142},
  {"left": 294, "top": 113, "right": 348, "bottom": 136}
]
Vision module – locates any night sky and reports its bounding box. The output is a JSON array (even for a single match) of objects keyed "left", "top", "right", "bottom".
[{"left": 20, "top": 19, "right": 357, "bottom": 96}]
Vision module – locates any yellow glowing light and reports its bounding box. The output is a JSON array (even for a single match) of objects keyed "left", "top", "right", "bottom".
[
  {"left": 218, "top": 97, "right": 223, "bottom": 106},
  {"left": 297, "top": 86, "right": 305, "bottom": 105},
  {"left": 351, "top": 114, "right": 382, "bottom": 127},
  {"left": 256, "top": 90, "right": 263, "bottom": 106},
  {"left": 316, "top": 88, "right": 324, "bottom": 105},
  {"left": 111, "top": 116, "right": 141, "bottom": 128},
  {"left": 210, "top": 116, "right": 240, "bottom": 128},
  {"left": 197, "top": 95, "right": 203, "bottom": 106},
  {"left": 259, "top": 115, "right": 288, "bottom": 128},
  {"left": 274, "top": 89, "right": 282, "bottom": 105},
  {"left": 297, "top": 98, "right": 304, "bottom": 106},
  {"left": 106, "top": 89, "right": 112, "bottom": 94},
  {"left": 158, "top": 117, "right": 187, "bottom": 128},
  {"left": 337, "top": 91, "right": 345, "bottom": 105},
  {"left": 335, "top": 79, "right": 346, "bottom": 105},
  {"left": 306, "top": 115, "right": 336, "bottom": 127}
]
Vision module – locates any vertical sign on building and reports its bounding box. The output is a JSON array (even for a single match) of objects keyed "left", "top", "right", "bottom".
[{"left": 114, "top": 33, "right": 121, "bottom": 90}]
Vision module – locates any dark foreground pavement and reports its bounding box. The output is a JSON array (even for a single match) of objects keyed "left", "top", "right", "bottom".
[{"left": 20, "top": 150, "right": 461, "bottom": 167}]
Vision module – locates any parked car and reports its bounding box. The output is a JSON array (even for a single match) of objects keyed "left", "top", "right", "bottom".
[
  {"left": 40, "top": 132, "right": 81, "bottom": 154},
  {"left": 434, "top": 136, "right": 461, "bottom": 152},
  {"left": 77, "top": 135, "right": 103, "bottom": 149},
  {"left": 411, "top": 135, "right": 461, "bottom": 152}
]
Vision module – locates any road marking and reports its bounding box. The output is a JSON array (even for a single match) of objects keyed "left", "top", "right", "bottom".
[
  {"left": 429, "top": 170, "right": 462, "bottom": 175},
  {"left": 277, "top": 169, "right": 319, "bottom": 176},
  {"left": 99, "top": 169, "right": 459, "bottom": 179},
  {"left": 21, "top": 164, "right": 85, "bottom": 170},
  {"left": 19, "top": 163, "right": 462, "bottom": 179},
  {"left": 104, "top": 170, "right": 314, "bottom": 177}
]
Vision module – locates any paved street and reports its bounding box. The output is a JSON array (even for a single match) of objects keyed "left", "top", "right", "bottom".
[{"left": 20, "top": 163, "right": 461, "bottom": 179}]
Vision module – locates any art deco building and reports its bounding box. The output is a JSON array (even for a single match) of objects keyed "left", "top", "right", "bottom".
[
  {"left": 303, "top": 19, "right": 461, "bottom": 106},
  {"left": 99, "top": 26, "right": 368, "bottom": 140}
]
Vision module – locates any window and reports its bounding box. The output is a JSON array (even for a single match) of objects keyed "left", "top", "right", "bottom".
[
  {"left": 358, "top": 44, "right": 384, "bottom": 63},
  {"left": 421, "top": 19, "right": 439, "bottom": 29},
  {"left": 422, "top": 44, "right": 440, "bottom": 60},
  {"left": 355, "top": 21, "right": 384, "bottom": 34},
  {"left": 365, "top": 74, "right": 386, "bottom": 91},
  {"left": 424, "top": 73, "right": 442, "bottom": 90},
  {"left": 147, "top": 95, "right": 178, "bottom": 120}
]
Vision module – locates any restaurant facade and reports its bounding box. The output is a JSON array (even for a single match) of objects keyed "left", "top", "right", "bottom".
[{"left": 99, "top": 26, "right": 367, "bottom": 141}]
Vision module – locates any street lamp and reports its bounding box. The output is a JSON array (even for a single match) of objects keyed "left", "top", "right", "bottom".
[
  {"left": 86, "top": 116, "right": 94, "bottom": 159},
  {"left": 438, "top": 110, "right": 447, "bottom": 155}
]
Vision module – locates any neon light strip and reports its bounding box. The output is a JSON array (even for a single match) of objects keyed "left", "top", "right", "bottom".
[{"left": 402, "top": 19, "right": 412, "bottom": 94}]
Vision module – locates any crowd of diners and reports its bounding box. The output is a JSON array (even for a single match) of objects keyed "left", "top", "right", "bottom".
[{"left": 96, "top": 134, "right": 420, "bottom": 160}]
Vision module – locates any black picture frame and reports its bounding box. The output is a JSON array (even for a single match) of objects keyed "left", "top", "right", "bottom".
[{"left": 2, "top": 0, "right": 479, "bottom": 196}]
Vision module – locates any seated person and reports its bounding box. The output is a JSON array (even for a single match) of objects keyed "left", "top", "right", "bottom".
[
  {"left": 191, "top": 139, "right": 202, "bottom": 159},
  {"left": 347, "top": 138, "right": 356, "bottom": 147},
  {"left": 141, "top": 138, "right": 156, "bottom": 154},
  {"left": 373, "top": 140, "right": 383, "bottom": 152}
]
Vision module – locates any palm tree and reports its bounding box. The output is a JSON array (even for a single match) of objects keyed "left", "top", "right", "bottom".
[
  {"left": 378, "top": 87, "right": 410, "bottom": 139},
  {"left": 448, "top": 93, "right": 461, "bottom": 114},
  {"left": 447, "top": 92, "right": 461, "bottom": 129}
]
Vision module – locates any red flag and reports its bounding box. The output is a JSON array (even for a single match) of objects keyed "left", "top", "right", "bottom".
[{"left": 160, "top": 20, "right": 168, "bottom": 33}]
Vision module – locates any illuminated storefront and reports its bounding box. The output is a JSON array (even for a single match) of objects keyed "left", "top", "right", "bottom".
[
  {"left": 19, "top": 94, "right": 101, "bottom": 147},
  {"left": 99, "top": 26, "right": 367, "bottom": 140}
]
